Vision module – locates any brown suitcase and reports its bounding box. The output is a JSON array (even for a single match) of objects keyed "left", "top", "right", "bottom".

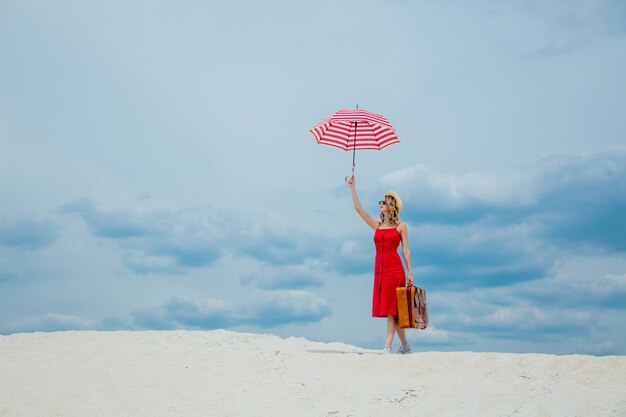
[{"left": 396, "top": 286, "right": 429, "bottom": 329}]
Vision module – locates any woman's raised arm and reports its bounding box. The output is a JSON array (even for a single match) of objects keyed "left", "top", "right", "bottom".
[{"left": 347, "top": 176, "right": 379, "bottom": 230}]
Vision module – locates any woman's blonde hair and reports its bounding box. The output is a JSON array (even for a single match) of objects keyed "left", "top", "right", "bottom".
[{"left": 380, "top": 194, "right": 401, "bottom": 226}]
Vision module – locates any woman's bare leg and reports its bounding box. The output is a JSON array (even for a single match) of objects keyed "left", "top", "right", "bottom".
[
  {"left": 396, "top": 324, "right": 409, "bottom": 348},
  {"left": 385, "top": 315, "right": 396, "bottom": 348}
]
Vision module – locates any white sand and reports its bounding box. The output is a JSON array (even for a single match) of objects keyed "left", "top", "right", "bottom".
[{"left": 1, "top": 330, "right": 625, "bottom": 417}]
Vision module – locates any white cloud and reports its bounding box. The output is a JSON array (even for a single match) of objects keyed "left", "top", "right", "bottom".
[
  {"left": 2, "top": 313, "right": 95, "bottom": 334},
  {"left": 130, "top": 290, "right": 331, "bottom": 330},
  {"left": 122, "top": 251, "right": 181, "bottom": 274},
  {"left": 380, "top": 165, "right": 535, "bottom": 208},
  {"left": 0, "top": 216, "right": 59, "bottom": 249},
  {"left": 239, "top": 259, "right": 327, "bottom": 289}
]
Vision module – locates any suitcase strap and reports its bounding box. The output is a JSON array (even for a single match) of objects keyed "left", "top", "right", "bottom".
[{"left": 406, "top": 286, "right": 414, "bottom": 327}]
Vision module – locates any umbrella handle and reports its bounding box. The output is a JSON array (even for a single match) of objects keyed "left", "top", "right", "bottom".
[{"left": 344, "top": 164, "right": 356, "bottom": 183}]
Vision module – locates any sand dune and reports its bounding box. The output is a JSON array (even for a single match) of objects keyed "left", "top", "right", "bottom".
[{"left": 1, "top": 330, "right": 625, "bottom": 417}]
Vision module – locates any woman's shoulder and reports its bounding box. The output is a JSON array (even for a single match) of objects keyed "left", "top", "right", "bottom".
[{"left": 396, "top": 221, "right": 407, "bottom": 231}]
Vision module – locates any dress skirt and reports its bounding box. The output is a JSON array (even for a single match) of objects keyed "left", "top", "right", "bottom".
[{"left": 372, "top": 226, "right": 406, "bottom": 317}]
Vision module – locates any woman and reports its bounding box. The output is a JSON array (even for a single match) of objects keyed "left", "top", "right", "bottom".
[{"left": 348, "top": 175, "right": 413, "bottom": 354}]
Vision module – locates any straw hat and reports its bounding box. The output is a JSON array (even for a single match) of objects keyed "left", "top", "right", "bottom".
[{"left": 384, "top": 190, "right": 403, "bottom": 212}]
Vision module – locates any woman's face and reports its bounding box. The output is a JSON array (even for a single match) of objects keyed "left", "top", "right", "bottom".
[{"left": 379, "top": 198, "right": 389, "bottom": 214}]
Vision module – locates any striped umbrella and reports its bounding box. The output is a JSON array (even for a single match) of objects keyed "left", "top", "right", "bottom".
[{"left": 309, "top": 107, "right": 400, "bottom": 178}]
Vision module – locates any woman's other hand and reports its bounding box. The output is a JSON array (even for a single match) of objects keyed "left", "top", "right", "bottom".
[{"left": 347, "top": 175, "right": 355, "bottom": 187}]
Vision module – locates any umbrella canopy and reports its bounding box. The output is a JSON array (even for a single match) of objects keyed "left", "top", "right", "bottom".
[
  {"left": 309, "top": 109, "right": 399, "bottom": 151},
  {"left": 310, "top": 108, "right": 400, "bottom": 179}
]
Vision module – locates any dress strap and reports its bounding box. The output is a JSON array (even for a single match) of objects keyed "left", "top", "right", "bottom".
[
  {"left": 376, "top": 222, "right": 382, "bottom": 230},
  {"left": 395, "top": 221, "right": 402, "bottom": 229}
]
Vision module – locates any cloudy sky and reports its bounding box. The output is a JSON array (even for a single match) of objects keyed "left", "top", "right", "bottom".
[{"left": 1, "top": 0, "right": 625, "bottom": 355}]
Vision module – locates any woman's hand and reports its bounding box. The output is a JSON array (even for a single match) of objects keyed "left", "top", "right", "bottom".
[
  {"left": 407, "top": 273, "right": 414, "bottom": 286},
  {"left": 347, "top": 175, "right": 355, "bottom": 187}
]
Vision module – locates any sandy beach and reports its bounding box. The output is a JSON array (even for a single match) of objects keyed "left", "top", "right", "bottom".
[{"left": 1, "top": 330, "right": 625, "bottom": 417}]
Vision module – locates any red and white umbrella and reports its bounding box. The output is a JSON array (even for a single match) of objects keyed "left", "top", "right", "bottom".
[{"left": 310, "top": 108, "right": 400, "bottom": 178}]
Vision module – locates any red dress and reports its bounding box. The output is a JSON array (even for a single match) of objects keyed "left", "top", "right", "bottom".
[{"left": 372, "top": 223, "right": 406, "bottom": 317}]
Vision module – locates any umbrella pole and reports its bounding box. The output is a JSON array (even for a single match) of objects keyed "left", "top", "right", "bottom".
[
  {"left": 345, "top": 104, "right": 358, "bottom": 182},
  {"left": 352, "top": 103, "right": 358, "bottom": 177},
  {"left": 352, "top": 123, "right": 357, "bottom": 177},
  {"left": 354, "top": 104, "right": 359, "bottom": 176},
  {"left": 345, "top": 121, "right": 358, "bottom": 182}
]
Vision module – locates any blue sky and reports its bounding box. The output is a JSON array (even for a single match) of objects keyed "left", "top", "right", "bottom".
[{"left": 1, "top": 0, "right": 625, "bottom": 355}]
